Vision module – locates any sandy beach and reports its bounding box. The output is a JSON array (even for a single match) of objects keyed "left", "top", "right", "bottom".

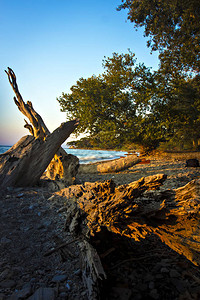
[{"left": 1, "top": 152, "right": 200, "bottom": 299}]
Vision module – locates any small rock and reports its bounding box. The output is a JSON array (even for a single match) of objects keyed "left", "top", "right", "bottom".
[
  {"left": 129, "top": 270, "right": 138, "bottom": 281},
  {"left": 65, "top": 282, "right": 71, "bottom": 290},
  {"left": 186, "top": 159, "right": 199, "bottom": 167},
  {"left": 36, "top": 270, "right": 44, "bottom": 275},
  {"left": 111, "top": 287, "right": 132, "bottom": 300},
  {"left": 43, "top": 220, "right": 52, "bottom": 227},
  {"left": 28, "top": 287, "right": 55, "bottom": 300},
  {"left": 171, "top": 278, "right": 187, "bottom": 293},
  {"left": 137, "top": 283, "right": 148, "bottom": 292},
  {"left": 14, "top": 188, "right": 23, "bottom": 192},
  {"left": 170, "top": 269, "right": 181, "bottom": 278},
  {"left": 16, "top": 193, "right": 24, "bottom": 198},
  {"left": 8, "top": 285, "right": 32, "bottom": 300},
  {"left": 144, "top": 273, "right": 154, "bottom": 282},
  {"left": 0, "top": 279, "right": 16, "bottom": 288},
  {"left": 161, "top": 267, "right": 169, "bottom": 273},
  {"left": 0, "top": 269, "right": 11, "bottom": 281},
  {"left": 20, "top": 225, "right": 31, "bottom": 232},
  {"left": 130, "top": 290, "right": 142, "bottom": 300},
  {"left": 59, "top": 292, "right": 68, "bottom": 298},
  {"left": 1, "top": 237, "right": 12, "bottom": 244},
  {"left": 149, "top": 289, "right": 159, "bottom": 299},
  {"left": 52, "top": 274, "right": 67, "bottom": 282},
  {"left": 29, "top": 204, "right": 38, "bottom": 210},
  {"left": 155, "top": 274, "right": 163, "bottom": 279},
  {"left": 81, "top": 291, "right": 87, "bottom": 296},
  {"left": 160, "top": 258, "right": 172, "bottom": 264},
  {"left": 149, "top": 281, "right": 155, "bottom": 289},
  {"left": 30, "top": 278, "right": 36, "bottom": 283}
]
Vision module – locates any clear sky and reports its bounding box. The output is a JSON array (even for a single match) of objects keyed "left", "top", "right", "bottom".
[{"left": 0, "top": 0, "right": 159, "bottom": 145}]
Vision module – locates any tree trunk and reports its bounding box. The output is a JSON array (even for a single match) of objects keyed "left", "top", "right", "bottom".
[
  {"left": 79, "top": 155, "right": 141, "bottom": 174},
  {"left": 0, "top": 119, "right": 78, "bottom": 188},
  {"left": 51, "top": 174, "right": 200, "bottom": 267},
  {"left": 5, "top": 67, "right": 79, "bottom": 185}
]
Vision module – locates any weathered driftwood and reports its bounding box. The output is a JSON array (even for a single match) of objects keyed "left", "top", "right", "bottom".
[
  {"left": 45, "top": 148, "right": 79, "bottom": 185},
  {"left": 79, "top": 239, "right": 106, "bottom": 300},
  {"left": 0, "top": 119, "right": 78, "bottom": 188},
  {"left": 52, "top": 175, "right": 200, "bottom": 267},
  {"left": 5, "top": 67, "right": 79, "bottom": 185},
  {"left": 79, "top": 154, "right": 141, "bottom": 174}
]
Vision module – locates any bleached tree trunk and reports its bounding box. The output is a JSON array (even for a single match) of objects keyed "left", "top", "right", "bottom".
[
  {"left": 79, "top": 155, "right": 141, "bottom": 174},
  {"left": 4, "top": 68, "right": 79, "bottom": 185},
  {"left": 0, "top": 120, "right": 79, "bottom": 188}
]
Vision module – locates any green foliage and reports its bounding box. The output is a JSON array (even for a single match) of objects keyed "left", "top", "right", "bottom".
[
  {"left": 118, "top": 0, "right": 200, "bottom": 73},
  {"left": 58, "top": 51, "right": 156, "bottom": 149},
  {"left": 155, "top": 74, "right": 200, "bottom": 150},
  {"left": 58, "top": 51, "right": 200, "bottom": 152}
]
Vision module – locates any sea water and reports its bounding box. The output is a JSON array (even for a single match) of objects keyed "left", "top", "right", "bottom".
[{"left": 0, "top": 145, "right": 127, "bottom": 164}]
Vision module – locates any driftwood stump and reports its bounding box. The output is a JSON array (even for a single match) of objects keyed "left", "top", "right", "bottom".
[
  {"left": 49, "top": 174, "right": 200, "bottom": 298},
  {"left": 4, "top": 67, "right": 79, "bottom": 186},
  {"left": 0, "top": 119, "right": 78, "bottom": 188}
]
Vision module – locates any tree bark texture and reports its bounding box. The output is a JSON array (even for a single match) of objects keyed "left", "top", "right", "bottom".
[
  {"left": 5, "top": 67, "right": 79, "bottom": 184},
  {"left": 0, "top": 119, "right": 78, "bottom": 188},
  {"left": 51, "top": 174, "right": 200, "bottom": 266}
]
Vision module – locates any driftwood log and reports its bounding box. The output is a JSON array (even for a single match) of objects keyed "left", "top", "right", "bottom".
[
  {"left": 0, "top": 119, "right": 78, "bottom": 188},
  {"left": 4, "top": 67, "right": 79, "bottom": 185},
  {"left": 79, "top": 155, "right": 141, "bottom": 174},
  {"left": 49, "top": 174, "right": 200, "bottom": 298}
]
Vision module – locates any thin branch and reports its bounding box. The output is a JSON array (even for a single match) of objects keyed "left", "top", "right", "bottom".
[{"left": 5, "top": 67, "right": 48, "bottom": 139}]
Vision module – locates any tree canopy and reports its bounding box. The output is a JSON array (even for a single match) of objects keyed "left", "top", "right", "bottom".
[
  {"left": 118, "top": 0, "right": 200, "bottom": 73},
  {"left": 58, "top": 50, "right": 200, "bottom": 151},
  {"left": 58, "top": 51, "right": 157, "bottom": 149}
]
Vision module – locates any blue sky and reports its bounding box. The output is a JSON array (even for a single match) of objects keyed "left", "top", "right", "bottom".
[{"left": 0, "top": 0, "right": 159, "bottom": 145}]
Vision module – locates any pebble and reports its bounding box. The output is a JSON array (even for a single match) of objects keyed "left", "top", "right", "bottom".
[
  {"left": 59, "top": 292, "right": 68, "bottom": 298},
  {"left": 1, "top": 237, "right": 12, "bottom": 244},
  {"left": 161, "top": 267, "right": 169, "bottom": 273},
  {"left": 137, "top": 282, "right": 148, "bottom": 292},
  {"left": 65, "top": 282, "right": 71, "bottom": 290},
  {"left": 43, "top": 220, "right": 52, "bottom": 227},
  {"left": 28, "top": 287, "right": 55, "bottom": 300},
  {"left": 155, "top": 274, "right": 163, "bottom": 279},
  {"left": 111, "top": 287, "right": 132, "bottom": 300},
  {"left": 8, "top": 285, "right": 32, "bottom": 300},
  {"left": 0, "top": 279, "right": 16, "bottom": 288},
  {"left": 170, "top": 269, "right": 181, "bottom": 278},
  {"left": 144, "top": 273, "right": 154, "bottom": 282},
  {"left": 149, "top": 288, "right": 159, "bottom": 299},
  {"left": 52, "top": 274, "right": 67, "bottom": 282},
  {"left": 149, "top": 281, "right": 155, "bottom": 289},
  {"left": 171, "top": 278, "right": 187, "bottom": 293},
  {"left": 16, "top": 193, "right": 24, "bottom": 198},
  {"left": 0, "top": 269, "right": 11, "bottom": 281}
]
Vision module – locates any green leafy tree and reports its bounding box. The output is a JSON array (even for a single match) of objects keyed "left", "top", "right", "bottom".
[
  {"left": 156, "top": 74, "right": 200, "bottom": 150},
  {"left": 58, "top": 51, "right": 156, "bottom": 149},
  {"left": 118, "top": 0, "right": 200, "bottom": 73}
]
